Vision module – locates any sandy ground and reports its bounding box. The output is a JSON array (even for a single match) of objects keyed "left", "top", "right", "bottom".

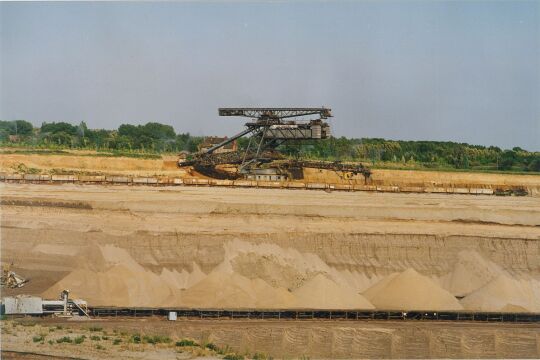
[
  {"left": 2, "top": 183, "right": 539, "bottom": 310},
  {"left": 0, "top": 152, "right": 184, "bottom": 177},
  {"left": 1, "top": 318, "right": 221, "bottom": 360},
  {"left": 2, "top": 317, "right": 539, "bottom": 359},
  {"left": 2, "top": 181, "right": 540, "bottom": 357}
]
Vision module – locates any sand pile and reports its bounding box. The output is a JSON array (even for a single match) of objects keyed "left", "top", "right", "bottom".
[
  {"left": 460, "top": 274, "right": 540, "bottom": 312},
  {"left": 41, "top": 241, "right": 538, "bottom": 311},
  {"left": 226, "top": 239, "right": 375, "bottom": 292},
  {"left": 177, "top": 241, "right": 376, "bottom": 309},
  {"left": 159, "top": 263, "right": 206, "bottom": 290},
  {"left": 338, "top": 269, "right": 375, "bottom": 293},
  {"left": 42, "top": 245, "right": 188, "bottom": 307},
  {"left": 363, "top": 268, "right": 463, "bottom": 311},
  {"left": 440, "top": 250, "right": 504, "bottom": 297},
  {"left": 41, "top": 241, "right": 380, "bottom": 309},
  {"left": 179, "top": 271, "right": 295, "bottom": 309},
  {"left": 292, "top": 274, "right": 374, "bottom": 309}
]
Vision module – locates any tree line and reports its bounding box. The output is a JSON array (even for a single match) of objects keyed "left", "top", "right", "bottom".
[
  {"left": 0, "top": 120, "right": 202, "bottom": 153},
  {"left": 1, "top": 119, "right": 539, "bottom": 172}
]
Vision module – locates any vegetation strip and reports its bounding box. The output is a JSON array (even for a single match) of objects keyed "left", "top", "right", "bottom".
[{"left": 1, "top": 119, "right": 539, "bottom": 173}]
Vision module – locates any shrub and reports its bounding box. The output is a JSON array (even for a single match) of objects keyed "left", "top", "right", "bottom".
[
  {"left": 252, "top": 353, "right": 267, "bottom": 360},
  {"left": 48, "top": 340, "right": 54, "bottom": 345},
  {"left": 205, "top": 343, "right": 219, "bottom": 351},
  {"left": 113, "top": 338, "right": 122, "bottom": 345},
  {"left": 90, "top": 335, "right": 101, "bottom": 341},
  {"left": 56, "top": 336, "right": 73, "bottom": 344},
  {"left": 129, "top": 334, "right": 141, "bottom": 344},
  {"left": 20, "top": 322, "right": 37, "bottom": 327},
  {"left": 96, "top": 344, "right": 105, "bottom": 350},
  {"left": 88, "top": 326, "right": 103, "bottom": 332},
  {"left": 143, "top": 335, "right": 172, "bottom": 344},
  {"left": 74, "top": 336, "right": 85, "bottom": 344},
  {"left": 176, "top": 339, "right": 198, "bottom": 347},
  {"left": 224, "top": 355, "right": 244, "bottom": 360},
  {"left": 32, "top": 335, "right": 45, "bottom": 343},
  {"left": 102, "top": 335, "right": 109, "bottom": 340}
]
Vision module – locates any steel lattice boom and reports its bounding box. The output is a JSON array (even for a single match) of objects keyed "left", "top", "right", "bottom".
[{"left": 218, "top": 107, "right": 332, "bottom": 120}]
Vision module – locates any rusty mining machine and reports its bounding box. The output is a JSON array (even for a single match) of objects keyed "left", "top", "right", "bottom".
[
  {"left": 1, "top": 263, "right": 28, "bottom": 289},
  {"left": 178, "top": 107, "right": 371, "bottom": 182}
]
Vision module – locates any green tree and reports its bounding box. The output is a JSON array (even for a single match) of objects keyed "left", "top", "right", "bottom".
[
  {"left": 528, "top": 158, "right": 540, "bottom": 172},
  {"left": 0, "top": 120, "right": 33, "bottom": 136},
  {"left": 498, "top": 150, "right": 516, "bottom": 170},
  {"left": 41, "top": 122, "right": 78, "bottom": 135}
]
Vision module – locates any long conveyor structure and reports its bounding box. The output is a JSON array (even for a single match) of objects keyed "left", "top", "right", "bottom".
[{"left": 86, "top": 308, "right": 540, "bottom": 323}]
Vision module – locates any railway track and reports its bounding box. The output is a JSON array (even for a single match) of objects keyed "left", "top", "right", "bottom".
[{"left": 2, "top": 173, "right": 519, "bottom": 195}]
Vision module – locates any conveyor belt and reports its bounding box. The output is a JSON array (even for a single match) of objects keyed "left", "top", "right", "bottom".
[{"left": 87, "top": 308, "right": 540, "bottom": 323}]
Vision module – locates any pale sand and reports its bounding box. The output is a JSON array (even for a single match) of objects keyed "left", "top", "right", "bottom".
[
  {"left": 43, "top": 245, "right": 184, "bottom": 307},
  {"left": 42, "top": 242, "right": 540, "bottom": 312},
  {"left": 362, "top": 268, "right": 464, "bottom": 311},
  {"left": 292, "top": 273, "right": 374, "bottom": 309},
  {"left": 460, "top": 274, "right": 540, "bottom": 312},
  {"left": 439, "top": 250, "right": 505, "bottom": 297},
  {"left": 2, "top": 183, "right": 538, "bottom": 311}
]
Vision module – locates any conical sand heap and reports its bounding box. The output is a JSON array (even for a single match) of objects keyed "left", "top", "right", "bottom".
[{"left": 363, "top": 268, "right": 463, "bottom": 311}]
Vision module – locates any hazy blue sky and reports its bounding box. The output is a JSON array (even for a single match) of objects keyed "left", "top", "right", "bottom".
[{"left": 1, "top": 1, "right": 539, "bottom": 150}]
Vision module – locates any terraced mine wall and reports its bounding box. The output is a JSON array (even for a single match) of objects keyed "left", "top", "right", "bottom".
[{"left": 2, "top": 184, "right": 539, "bottom": 299}]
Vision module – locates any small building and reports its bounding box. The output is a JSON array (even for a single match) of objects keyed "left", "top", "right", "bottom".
[
  {"left": 198, "top": 136, "right": 237, "bottom": 154},
  {"left": 2, "top": 295, "right": 43, "bottom": 315}
]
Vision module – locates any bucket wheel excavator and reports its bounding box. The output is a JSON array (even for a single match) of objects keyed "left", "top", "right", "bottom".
[{"left": 179, "top": 107, "right": 371, "bottom": 182}]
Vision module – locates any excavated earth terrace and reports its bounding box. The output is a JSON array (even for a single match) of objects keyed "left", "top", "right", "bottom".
[{"left": 2, "top": 182, "right": 540, "bottom": 358}]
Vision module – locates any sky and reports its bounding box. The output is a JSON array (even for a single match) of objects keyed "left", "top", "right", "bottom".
[{"left": 0, "top": 1, "right": 539, "bottom": 150}]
